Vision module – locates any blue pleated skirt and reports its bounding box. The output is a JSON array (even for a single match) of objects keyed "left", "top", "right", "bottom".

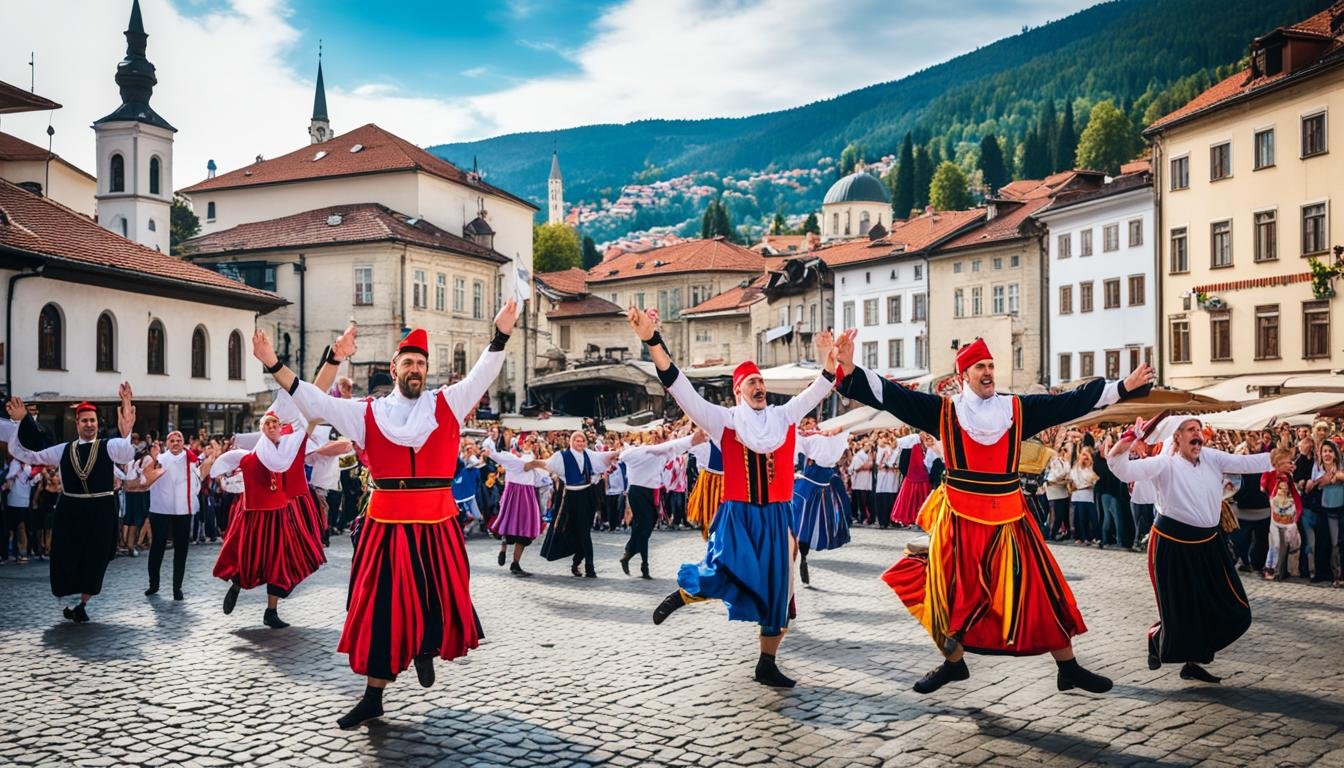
[
  {"left": 791, "top": 465, "right": 852, "bottom": 551},
  {"left": 677, "top": 499, "right": 793, "bottom": 630}
]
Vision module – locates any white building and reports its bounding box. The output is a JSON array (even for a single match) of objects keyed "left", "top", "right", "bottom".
[
  {"left": 548, "top": 151, "right": 564, "bottom": 225},
  {"left": 821, "top": 170, "right": 890, "bottom": 242},
  {"left": 1036, "top": 165, "right": 1156, "bottom": 385}
]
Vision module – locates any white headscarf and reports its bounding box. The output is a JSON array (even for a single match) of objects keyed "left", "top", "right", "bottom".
[
  {"left": 952, "top": 382, "right": 1015, "bottom": 446},
  {"left": 727, "top": 400, "right": 794, "bottom": 454},
  {"left": 370, "top": 387, "right": 440, "bottom": 449}
]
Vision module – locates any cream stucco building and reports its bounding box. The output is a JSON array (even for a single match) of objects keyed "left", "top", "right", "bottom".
[{"left": 0, "top": 130, "right": 97, "bottom": 218}]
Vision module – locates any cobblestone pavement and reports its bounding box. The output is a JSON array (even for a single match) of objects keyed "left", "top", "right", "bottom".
[{"left": 1, "top": 525, "right": 1342, "bottom": 768}]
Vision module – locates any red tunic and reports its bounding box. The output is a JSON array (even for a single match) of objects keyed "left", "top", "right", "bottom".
[
  {"left": 239, "top": 451, "right": 296, "bottom": 511},
  {"left": 720, "top": 427, "right": 795, "bottom": 504}
]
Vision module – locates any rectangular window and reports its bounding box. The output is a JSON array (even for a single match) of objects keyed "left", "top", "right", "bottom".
[
  {"left": 1105, "top": 350, "right": 1121, "bottom": 380},
  {"left": 354, "top": 266, "right": 373, "bottom": 306},
  {"left": 659, "top": 290, "right": 670, "bottom": 320},
  {"left": 1254, "top": 210, "right": 1278, "bottom": 262},
  {"left": 1013, "top": 343, "right": 1023, "bottom": 371},
  {"left": 992, "top": 257, "right": 1002, "bottom": 270},
  {"left": 1254, "top": 128, "right": 1275, "bottom": 169},
  {"left": 1210, "top": 142, "right": 1231, "bottom": 180},
  {"left": 1057, "top": 233, "right": 1072, "bottom": 259},
  {"left": 1059, "top": 285, "right": 1073, "bottom": 314},
  {"left": 670, "top": 288, "right": 682, "bottom": 320},
  {"left": 992, "top": 285, "right": 1005, "bottom": 315},
  {"left": 1255, "top": 304, "right": 1280, "bottom": 360},
  {"left": 863, "top": 299, "right": 879, "bottom": 326},
  {"left": 953, "top": 261, "right": 963, "bottom": 274},
  {"left": 842, "top": 302, "right": 854, "bottom": 329},
  {"left": 472, "top": 280, "right": 484, "bottom": 319},
  {"left": 953, "top": 289, "right": 965, "bottom": 318},
  {"left": 914, "top": 264, "right": 923, "bottom": 281},
  {"left": 412, "top": 270, "right": 428, "bottom": 310},
  {"left": 1170, "top": 227, "right": 1188, "bottom": 273},
  {"left": 1080, "top": 229, "right": 1093, "bottom": 257},
  {"left": 862, "top": 341, "right": 878, "bottom": 368},
  {"left": 1007, "top": 283, "right": 1019, "bottom": 314},
  {"left": 1010, "top": 254, "right": 1020, "bottom": 268},
  {"left": 888, "top": 339, "right": 903, "bottom": 368},
  {"left": 634, "top": 292, "right": 645, "bottom": 309},
  {"left": 435, "top": 273, "right": 446, "bottom": 312},
  {"left": 887, "top": 295, "right": 902, "bottom": 324},
  {"left": 971, "top": 287, "right": 983, "bottom": 316},
  {"left": 1080, "top": 351, "right": 1095, "bottom": 378},
  {"left": 1103, "top": 278, "right": 1121, "bottom": 309},
  {"left": 1170, "top": 317, "right": 1190, "bottom": 363},
  {"left": 915, "top": 336, "right": 926, "bottom": 369},
  {"left": 1058, "top": 353, "right": 1072, "bottom": 382},
  {"left": 1211, "top": 220, "right": 1232, "bottom": 268},
  {"left": 1303, "top": 203, "right": 1328, "bottom": 255},
  {"left": 1210, "top": 312, "right": 1232, "bottom": 361},
  {"left": 1170, "top": 155, "right": 1189, "bottom": 190},
  {"left": 1302, "top": 112, "right": 1327, "bottom": 158},
  {"left": 912, "top": 294, "right": 927, "bottom": 322},
  {"left": 453, "top": 277, "right": 465, "bottom": 312},
  {"left": 1304, "top": 300, "right": 1330, "bottom": 359},
  {"left": 1128, "top": 219, "right": 1143, "bottom": 247},
  {"left": 559, "top": 325, "right": 571, "bottom": 350},
  {"left": 1080, "top": 281, "right": 1094, "bottom": 313},
  {"left": 1103, "top": 224, "right": 1119, "bottom": 252},
  {"left": 1128, "top": 274, "right": 1145, "bottom": 306},
  {"left": 972, "top": 260, "right": 981, "bottom": 273}
]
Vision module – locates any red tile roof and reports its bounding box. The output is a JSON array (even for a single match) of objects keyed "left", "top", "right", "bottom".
[
  {"left": 683, "top": 274, "right": 767, "bottom": 316},
  {"left": 180, "top": 203, "right": 507, "bottom": 263},
  {"left": 535, "top": 267, "right": 589, "bottom": 296},
  {"left": 0, "top": 179, "right": 283, "bottom": 308},
  {"left": 587, "top": 237, "right": 766, "bottom": 283},
  {"left": 0, "top": 132, "right": 96, "bottom": 181},
  {"left": 546, "top": 295, "right": 624, "bottom": 319},
  {"left": 1147, "top": 8, "right": 1344, "bottom": 133},
  {"left": 816, "top": 208, "right": 987, "bottom": 268},
  {"left": 752, "top": 235, "right": 810, "bottom": 254},
  {"left": 938, "top": 171, "right": 1102, "bottom": 253},
  {"left": 178, "top": 123, "right": 537, "bottom": 211}
]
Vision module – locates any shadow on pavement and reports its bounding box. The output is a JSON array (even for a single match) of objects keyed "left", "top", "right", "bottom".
[
  {"left": 955, "top": 706, "right": 1188, "bottom": 767},
  {"left": 356, "top": 707, "right": 604, "bottom": 768},
  {"left": 41, "top": 620, "right": 146, "bottom": 661}
]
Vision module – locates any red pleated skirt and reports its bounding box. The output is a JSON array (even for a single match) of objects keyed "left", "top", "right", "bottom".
[
  {"left": 890, "top": 479, "right": 931, "bottom": 526},
  {"left": 338, "top": 516, "right": 481, "bottom": 679},
  {"left": 213, "top": 494, "right": 327, "bottom": 594}
]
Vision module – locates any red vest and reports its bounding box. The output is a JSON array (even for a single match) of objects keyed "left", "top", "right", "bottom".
[
  {"left": 361, "top": 394, "right": 460, "bottom": 481},
  {"left": 720, "top": 427, "right": 795, "bottom": 504},
  {"left": 240, "top": 449, "right": 299, "bottom": 511},
  {"left": 939, "top": 396, "right": 1026, "bottom": 525}
]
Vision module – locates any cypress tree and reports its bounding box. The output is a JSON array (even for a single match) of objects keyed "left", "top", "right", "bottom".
[
  {"left": 1056, "top": 100, "right": 1078, "bottom": 173},
  {"left": 977, "top": 134, "right": 1009, "bottom": 196},
  {"left": 892, "top": 133, "right": 915, "bottom": 220},
  {"left": 912, "top": 146, "right": 933, "bottom": 211}
]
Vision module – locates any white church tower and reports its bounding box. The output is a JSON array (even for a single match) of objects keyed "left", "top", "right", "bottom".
[
  {"left": 94, "top": 0, "right": 174, "bottom": 253},
  {"left": 547, "top": 150, "right": 563, "bottom": 225}
]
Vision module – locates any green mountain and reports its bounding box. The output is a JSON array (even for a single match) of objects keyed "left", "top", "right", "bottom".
[{"left": 430, "top": 0, "right": 1325, "bottom": 232}]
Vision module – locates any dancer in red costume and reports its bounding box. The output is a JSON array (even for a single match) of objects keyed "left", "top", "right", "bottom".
[
  {"left": 251, "top": 298, "right": 518, "bottom": 729},
  {"left": 832, "top": 331, "right": 1154, "bottom": 694}
]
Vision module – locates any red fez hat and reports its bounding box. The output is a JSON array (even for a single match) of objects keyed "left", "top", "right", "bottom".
[
  {"left": 733, "top": 360, "right": 762, "bottom": 391},
  {"left": 71, "top": 402, "right": 97, "bottom": 415},
  {"left": 955, "top": 338, "right": 992, "bottom": 373},
  {"left": 397, "top": 328, "right": 429, "bottom": 358}
]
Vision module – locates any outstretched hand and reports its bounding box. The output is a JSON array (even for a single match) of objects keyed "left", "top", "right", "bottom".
[
  {"left": 117, "top": 381, "right": 136, "bottom": 438},
  {"left": 495, "top": 297, "right": 520, "bottom": 335},
  {"left": 332, "top": 324, "right": 358, "bottom": 361},
  {"left": 252, "top": 329, "right": 279, "bottom": 367},
  {"left": 1124, "top": 362, "right": 1155, "bottom": 393},
  {"left": 834, "top": 328, "right": 858, "bottom": 374},
  {"left": 5, "top": 396, "right": 24, "bottom": 422},
  {"left": 627, "top": 306, "right": 658, "bottom": 341}
]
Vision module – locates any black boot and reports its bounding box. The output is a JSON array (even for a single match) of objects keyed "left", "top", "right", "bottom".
[
  {"left": 1056, "top": 658, "right": 1113, "bottom": 693},
  {"left": 414, "top": 654, "right": 436, "bottom": 688},
  {"left": 753, "top": 652, "right": 796, "bottom": 688},
  {"left": 63, "top": 602, "right": 90, "bottom": 624},
  {"left": 173, "top": 587, "right": 185, "bottom": 601},
  {"left": 336, "top": 686, "right": 385, "bottom": 729},
  {"left": 510, "top": 561, "right": 531, "bottom": 577},
  {"left": 497, "top": 550, "right": 506, "bottom": 567},
  {"left": 571, "top": 562, "right": 582, "bottom": 578},
  {"left": 799, "top": 556, "right": 810, "bottom": 586},
  {"left": 912, "top": 659, "right": 969, "bottom": 694},
  {"left": 144, "top": 584, "right": 159, "bottom": 596},
  {"left": 619, "top": 553, "right": 631, "bottom": 576},
  {"left": 1179, "top": 663, "right": 1222, "bottom": 684},
  {"left": 652, "top": 590, "right": 687, "bottom": 625},
  {"left": 223, "top": 584, "right": 241, "bottom": 615},
  {"left": 640, "top": 563, "right": 652, "bottom": 580},
  {"left": 1147, "top": 635, "right": 1160, "bottom": 670},
  {"left": 263, "top": 608, "right": 290, "bottom": 629}
]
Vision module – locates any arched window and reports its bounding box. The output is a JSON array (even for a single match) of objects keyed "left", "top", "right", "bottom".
[
  {"left": 206, "top": 201, "right": 216, "bottom": 221},
  {"left": 149, "top": 156, "right": 161, "bottom": 195},
  {"left": 453, "top": 343, "right": 467, "bottom": 377},
  {"left": 191, "top": 325, "right": 208, "bottom": 378},
  {"left": 859, "top": 211, "right": 871, "bottom": 234},
  {"left": 147, "top": 218, "right": 157, "bottom": 232},
  {"left": 147, "top": 319, "right": 165, "bottom": 374},
  {"left": 110, "top": 153, "right": 125, "bottom": 193},
  {"left": 831, "top": 212, "right": 839, "bottom": 235},
  {"left": 227, "top": 330, "right": 243, "bottom": 380},
  {"left": 38, "top": 303, "right": 62, "bottom": 370},
  {"left": 96, "top": 311, "right": 116, "bottom": 371}
]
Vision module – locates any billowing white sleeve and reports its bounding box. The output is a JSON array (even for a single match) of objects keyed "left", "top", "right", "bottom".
[
  {"left": 1210, "top": 449, "right": 1274, "bottom": 476},
  {"left": 489, "top": 451, "right": 525, "bottom": 473},
  {"left": 1109, "top": 451, "right": 1168, "bottom": 483},
  {"left": 291, "top": 381, "right": 367, "bottom": 446},
  {"left": 781, "top": 374, "right": 835, "bottom": 425},
  {"left": 233, "top": 432, "right": 261, "bottom": 452},
  {"left": 0, "top": 420, "right": 15, "bottom": 444},
  {"left": 588, "top": 450, "right": 618, "bottom": 475},
  {"left": 210, "top": 449, "right": 248, "bottom": 478},
  {"left": 666, "top": 372, "right": 730, "bottom": 442},
  {"left": 107, "top": 437, "right": 136, "bottom": 464},
  {"left": 544, "top": 452, "right": 566, "bottom": 477},
  {"left": 8, "top": 442, "right": 65, "bottom": 467},
  {"left": 441, "top": 349, "right": 507, "bottom": 425},
  {"left": 640, "top": 435, "right": 694, "bottom": 459}
]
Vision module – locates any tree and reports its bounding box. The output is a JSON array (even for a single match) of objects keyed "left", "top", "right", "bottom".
[
  {"left": 533, "top": 223, "right": 582, "bottom": 273},
  {"left": 838, "top": 142, "right": 865, "bottom": 176},
  {"left": 1055, "top": 100, "right": 1078, "bottom": 173},
  {"left": 701, "top": 196, "right": 737, "bottom": 242},
  {"left": 911, "top": 146, "right": 933, "bottom": 211},
  {"left": 700, "top": 198, "right": 720, "bottom": 239},
  {"left": 977, "top": 134, "right": 1009, "bottom": 197},
  {"left": 581, "top": 235, "right": 601, "bottom": 269},
  {"left": 929, "top": 162, "right": 971, "bottom": 211},
  {"left": 800, "top": 212, "right": 820, "bottom": 235},
  {"left": 1075, "top": 99, "right": 1138, "bottom": 175},
  {"left": 170, "top": 197, "right": 200, "bottom": 255},
  {"left": 891, "top": 132, "right": 915, "bottom": 220},
  {"left": 1020, "top": 127, "right": 1051, "bottom": 180},
  {"left": 1038, "top": 99, "right": 1059, "bottom": 170},
  {"left": 769, "top": 210, "right": 788, "bottom": 235}
]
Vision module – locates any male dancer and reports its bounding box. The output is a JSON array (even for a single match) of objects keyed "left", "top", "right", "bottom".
[
  {"left": 538, "top": 431, "right": 619, "bottom": 577},
  {"left": 1108, "top": 416, "right": 1288, "bottom": 683},
  {"left": 834, "top": 333, "right": 1154, "bottom": 694},
  {"left": 252, "top": 297, "right": 518, "bottom": 729},
  {"left": 6, "top": 386, "right": 140, "bottom": 622},
  {"left": 633, "top": 307, "right": 836, "bottom": 688},
  {"left": 618, "top": 428, "right": 705, "bottom": 578},
  {"left": 143, "top": 430, "right": 216, "bottom": 600}
]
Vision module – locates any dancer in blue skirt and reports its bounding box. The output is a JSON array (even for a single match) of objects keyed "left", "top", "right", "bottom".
[{"left": 791, "top": 420, "right": 852, "bottom": 585}]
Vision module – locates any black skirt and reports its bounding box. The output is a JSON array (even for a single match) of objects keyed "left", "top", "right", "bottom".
[
  {"left": 1148, "top": 515, "right": 1252, "bottom": 665},
  {"left": 540, "top": 485, "right": 595, "bottom": 562},
  {"left": 50, "top": 495, "right": 120, "bottom": 598}
]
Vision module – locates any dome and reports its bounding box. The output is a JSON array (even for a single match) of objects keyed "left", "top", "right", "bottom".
[{"left": 823, "top": 171, "right": 889, "bottom": 205}]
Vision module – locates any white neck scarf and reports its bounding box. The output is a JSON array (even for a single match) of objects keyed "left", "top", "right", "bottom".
[
  {"left": 953, "top": 382, "right": 1015, "bottom": 446},
  {"left": 255, "top": 430, "right": 306, "bottom": 473},
  {"left": 727, "top": 400, "right": 792, "bottom": 454},
  {"left": 370, "top": 388, "right": 440, "bottom": 449}
]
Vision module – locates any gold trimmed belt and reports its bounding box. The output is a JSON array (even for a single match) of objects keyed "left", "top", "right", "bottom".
[{"left": 63, "top": 491, "right": 117, "bottom": 499}]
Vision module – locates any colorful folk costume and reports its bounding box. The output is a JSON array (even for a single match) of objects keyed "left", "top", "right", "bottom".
[
  {"left": 211, "top": 417, "right": 327, "bottom": 628},
  {"left": 620, "top": 434, "right": 697, "bottom": 578},
  {"left": 1110, "top": 417, "right": 1269, "bottom": 684},
  {"left": 686, "top": 440, "right": 724, "bottom": 540},
  {"left": 837, "top": 339, "right": 1148, "bottom": 694},
  {"left": 286, "top": 327, "right": 508, "bottom": 728},
  {"left": 791, "top": 430, "right": 852, "bottom": 585},
  {"left": 891, "top": 434, "right": 932, "bottom": 527},
  {"left": 11, "top": 404, "right": 133, "bottom": 623},
  {"left": 652, "top": 358, "right": 835, "bottom": 688},
  {"left": 486, "top": 450, "right": 544, "bottom": 576},
  {"left": 541, "top": 446, "right": 617, "bottom": 577}
]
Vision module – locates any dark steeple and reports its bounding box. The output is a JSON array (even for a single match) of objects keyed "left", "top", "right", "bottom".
[
  {"left": 95, "top": 0, "right": 176, "bottom": 131},
  {"left": 312, "top": 50, "right": 328, "bottom": 121}
]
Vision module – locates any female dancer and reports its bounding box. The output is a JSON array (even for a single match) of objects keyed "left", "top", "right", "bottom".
[
  {"left": 488, "top": 433, "right": 546, "bottom": 577},
  {"left": 792, "top": 425, "right": 851, "bottom": 585}
]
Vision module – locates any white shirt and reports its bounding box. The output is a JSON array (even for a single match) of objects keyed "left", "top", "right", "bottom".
[
  {"left": 6, "top": 461, "right": 36, "bottom": 507},
  {"left": 797, "top": 432, "right": 850, "bottom": 468},
  {"left": 306, "top": 425, "right": 343, "bottom": 491},
  {"left": 1068, "top": 466, "right": 1097, "bottom": 503},
  {"left": 622, "top": 436, "right": 693, "bottom": 489},
  {"left": 667, "top": 369, "right": 833, "bottom": 453},
  {"left": 489, "top": 450, "right": 544, "bottom": 487},
  {"left": 848, "top": 450, "right": 873, "bottom": 491},
  {"left": 1111, "top": 447, "right": 1272, "bottom": 529},
  {"left": 689, "top": 441, "right": 711, "bottom": 471},
  {"left": 875, "top": 447, "right": 899, "bottom": 493},
  {"left": 1129, "top": 477, "right": 1158, "bottom": 505},
  {"left": 544, "top": 448, "right": 617, "bottom": 489},
  {"left": 605, "top": 461, "right": 627, "bottom": 495},
  {"left": 148, "top": 448, "right": 202, "bottom": 516}
]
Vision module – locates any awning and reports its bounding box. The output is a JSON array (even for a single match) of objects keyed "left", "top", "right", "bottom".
[
  {"left": 1280, "top": 373, "right": 1344, "bottom": 392},
  {"left": 1200, "top": 391, "right": 1344, "bottom": 431},
  {"left": 763, "top": 324, "right": 793, "bottom": 343},
  {"left": 500, "top": 415, "right": 587, "bottom": 433},
  {"left": 820, "top": 405, "right": 906, "bottom": 434},
  {"left": 527, "top": 361, "right": 662, "bottom": 396},
  {"left": 1191, "top": 375, "right": 1292, "bottom": 402},
  {"left": 1065, "top": 389, "right": 1240, "bottom": 427},
  {"left": 604, "top": 416, "right": 665, "bottom": 433},
  {"left": 760, "top": 362, "right": 823, "bottom": 395},
  {"left": 683, "top": 364, "right": 737, "bottom": 380}
]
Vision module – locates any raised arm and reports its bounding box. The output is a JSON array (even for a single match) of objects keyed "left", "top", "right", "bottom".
[
  {"left": 210, "top": 449, "right": 248, "bottom": 478},
  {"left": 1209, "top": 448, "right": 1275, "bottom": 476},
  {"left": 442, "top": 298, "right": 518, "bottom": 424},
  {"left": 1108, "top": 450, "right": 1167, "bottom": 484},
  {"left": 1019, "top": 364, "right": 1155, "bottom": 437},
  {"left": 252, "top": 329, "right": 365, "bottom": 444},
  {"left": 834, "top": 368, "right": 941, "bottom": 436},
  {"left": 628, "top": 307, "right": 731, "bottom": 441},
  {"left": 780, "top": 330, "right": 839, "bottom": 424},
  {"left": 489, "top": 450, "right": 526, "bottom": 473},
  {"left": 627, "top": 434, "right": 694, "bottom": 460}
]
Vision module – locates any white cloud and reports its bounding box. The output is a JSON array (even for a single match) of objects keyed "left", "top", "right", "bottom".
[{"left": 0, "top": 0, "right": 1092, "bottom": 194}]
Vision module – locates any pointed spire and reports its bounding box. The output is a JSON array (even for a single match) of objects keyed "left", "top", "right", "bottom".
[
  {"left": 95, "top": 0, "right": 174, "bottom": 131},
  {"left": 128, "top": 0, "right": 145, "bottom": 37},
  {"left": 312, "top": 42, "right": 328, "bottom": 122},
  {"left": 549, "top": 150, "right": 562, "bottom": 182}
]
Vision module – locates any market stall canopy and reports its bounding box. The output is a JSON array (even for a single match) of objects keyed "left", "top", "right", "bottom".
[
  {"left": 1191, "top": 374, "right": 1293, "bottom": 402},
  {"left": 526, "top": 360, "right": 662, "bottom": 396},
  {"left": 683, "top": 364, "right": 737, "bottom": 381},
  {"left": 1064, "top": 388, "right": 1239, "bottom": 427},
  {"left": 603, "top": 415, "right": 666, "bottom": 433},
  {"left": 820, "top": 405, "right": 906, "bottom": 433},
  {"left": 500, "top": 415, "right": 587, "bottom": 433},
  {"left": 1199, "top": 391, "right": 1344, "bottom": 431},
  {"left": 760, "top": 363, "right": 824, "bottom": 396}
]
